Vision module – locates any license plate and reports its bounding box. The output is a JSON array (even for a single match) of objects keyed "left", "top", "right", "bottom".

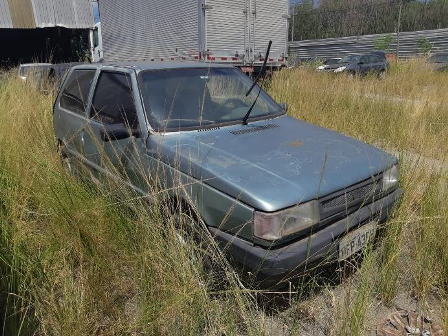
[{"left": 338, "top": 221, "right": 378, "bottom": 261}]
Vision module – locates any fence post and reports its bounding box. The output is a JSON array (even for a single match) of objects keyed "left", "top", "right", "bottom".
[{"left": 396, "top": 0, "right": 403, "bottom": 59}]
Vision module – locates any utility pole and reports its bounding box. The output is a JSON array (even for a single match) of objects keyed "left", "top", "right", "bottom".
[
  {"left": 291, "top": 5, "right": 295, "bottom": 41},
  {"left": 396, "top": 0, "right": 403, "bottom": 59}
]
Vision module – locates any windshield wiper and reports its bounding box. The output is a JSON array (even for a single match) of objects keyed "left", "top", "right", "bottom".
[{"left": 242, "top": 40, "right": 272, "bottom": 125}]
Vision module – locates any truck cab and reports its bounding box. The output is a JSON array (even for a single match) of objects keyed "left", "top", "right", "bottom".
[{"left": 90, "top": 22, "right": 103, "bottom": 62}]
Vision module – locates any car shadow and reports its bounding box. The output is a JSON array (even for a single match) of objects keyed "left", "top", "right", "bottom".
[{"left": 250, "top": 253, "right": 368, "bottom": 315}]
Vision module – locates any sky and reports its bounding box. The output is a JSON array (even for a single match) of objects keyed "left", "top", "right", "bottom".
[{"left": 92, "top": 1, "right": 100, "bottom": 23}]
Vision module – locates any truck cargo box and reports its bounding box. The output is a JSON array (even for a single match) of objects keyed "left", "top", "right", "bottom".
[{"left": 97, "top": 0, "right": 289, "bottom": 68}]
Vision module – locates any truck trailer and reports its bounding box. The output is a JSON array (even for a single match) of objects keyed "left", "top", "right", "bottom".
[{"left": 95, "top": 0, "right": 290, "bottom": 71}]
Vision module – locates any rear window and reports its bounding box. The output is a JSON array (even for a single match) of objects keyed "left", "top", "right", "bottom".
[{"left": 60, "top": 69, "right": 96, "bottom": 115}]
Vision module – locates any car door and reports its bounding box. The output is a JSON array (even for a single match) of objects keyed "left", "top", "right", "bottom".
[
  {"left": 368, "top": 55, "right": 380, "bottom": 73},
  {"left": 359, "top": 55, "right": 371, "bottom": 75},
  {"left": 82, "top": 69, "right": 146, "bottom": 188},
  {"left": 54, "top": 68, "right": 97, "bottom": 158}
]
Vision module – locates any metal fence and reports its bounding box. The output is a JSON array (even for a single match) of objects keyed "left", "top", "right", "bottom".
[{"left": 289, "top": 28, "right": 448, "bottom": 63}]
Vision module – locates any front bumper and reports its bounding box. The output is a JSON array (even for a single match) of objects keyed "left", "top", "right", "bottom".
[{"left": 209, "top": 188, "right": 403, "bottom": 287}]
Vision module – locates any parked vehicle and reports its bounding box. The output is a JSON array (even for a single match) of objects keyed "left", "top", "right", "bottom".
[
  {"left": 321, "top": 53, "right": 389, "bottom": 77},
  {"left": 95, "top": 0, "right": 289, "bottom": 72},
  {"left": 371, "top": 51, "right": 387, "bottom": 60},
  {"left": 18, "top": 63, "right": 54, "bottom": 93},
  {"left": 53, "top": 62, "right": 402, "bottom": 286},
  {"left": 48, "top": 62, "right": 86, "bottom": 89},
  {"left": 426, "top": 53, "right": 448, "bottom": 72},
  {"left": 18, "top": 63, "right": 52, "bottom": 81},
  {"left": 317, "top": 58, "right": 342, "bottom": 71}
]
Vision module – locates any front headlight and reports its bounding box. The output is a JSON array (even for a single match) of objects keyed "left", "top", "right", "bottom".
[
  {"left": 334, "top": 66, "right": 346, "bottom": 73},
  {"left": 382, "top": 165, "right": 399, "bottom": 191},
  {"left": 254, "top": 201, "right": 320, "bottom": 241}
]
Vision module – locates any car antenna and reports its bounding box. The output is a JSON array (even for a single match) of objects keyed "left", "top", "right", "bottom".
[{"left": 242, "top": 40, "right": 272, "bottom": 125}]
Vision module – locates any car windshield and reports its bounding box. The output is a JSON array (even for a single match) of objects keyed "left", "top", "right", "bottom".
[
  {"left": 339, "top": 55, "right": 359, "bottom": 63},
  {"left": 139, "top": 67, "right": 283, "bottom": 131},
  {"left": 19, "top": 65, "right": 50, "bottom": 78},
  {"left": 325, "top": 58, "right": 341, "bottom": 65}
]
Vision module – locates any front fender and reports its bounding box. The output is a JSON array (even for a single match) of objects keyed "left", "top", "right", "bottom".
[{"left": 148, "top": 156, "right": 254, "bottom": 241}]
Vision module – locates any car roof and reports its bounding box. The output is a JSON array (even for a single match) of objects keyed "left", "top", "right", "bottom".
[
  {"left": 19, "top": 63, "right": 52, "bottom": 67},
  {"left": 72, "top": 61, "right": 234, "bottom": 72}
]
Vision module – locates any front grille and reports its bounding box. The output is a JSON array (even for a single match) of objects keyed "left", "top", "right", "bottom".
[
  {"left": 322, "top": 182, "right": 376, "bottom": 210},
  {"left": 230, "top": 124, "right": 278, "bottom": 135}
]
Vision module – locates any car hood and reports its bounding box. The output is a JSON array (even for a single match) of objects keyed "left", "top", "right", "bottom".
[
  {"left": 324, "top": 62, "right": 350, "bottom": 70},
  {"left": 147, "top": 116, "right": 397, "bottom": 212}
]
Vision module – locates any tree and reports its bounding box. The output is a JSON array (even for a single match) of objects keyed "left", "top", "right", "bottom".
[
  {"left": 416, "top": 37, "right": 433, "bottom": 53},
  {"left": 291, "top": 0, "right": 448, "bottom": 41},
  {"left": 374, "top": 34, "right": 394, "bottom": 51}
]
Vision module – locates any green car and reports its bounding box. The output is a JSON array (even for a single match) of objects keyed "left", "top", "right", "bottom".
[{"left": 53, "top": 62, "right": 402, "bottom": 286}]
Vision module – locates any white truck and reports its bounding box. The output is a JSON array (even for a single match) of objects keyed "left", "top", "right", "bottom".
[{"left": 94, "top": 0, "right": 290, "bottom": 72}]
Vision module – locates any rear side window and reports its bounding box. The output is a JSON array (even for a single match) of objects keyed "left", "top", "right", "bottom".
[
  {"left": 60, "top": 70, "right": 96, "bottom": 115},
  {"left": 90, "top": 72, "right": 137, "bottom": 127},
  {"left": 360, "top": 55, "right": 369, "bottom": 64},
  {"left": 370, "top": 55, "right": 381, "bottom": 63}
]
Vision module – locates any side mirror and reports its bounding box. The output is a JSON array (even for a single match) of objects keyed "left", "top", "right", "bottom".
[
  {"left": 100, "top": 123, "right": 140, "bottom": 142},
  {"left": 279, "top": 102, "right": 288, "bottom": 112}
]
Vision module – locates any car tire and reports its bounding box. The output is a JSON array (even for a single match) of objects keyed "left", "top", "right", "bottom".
[
  {"left": 378, "top": 70, "right": 386, "bottom": 79},
  {"left": 168, "top": 205, "right": 229, "bottom": 289},
  {"left": 57, "top": 140, "right": 75, "bottom": 175}
]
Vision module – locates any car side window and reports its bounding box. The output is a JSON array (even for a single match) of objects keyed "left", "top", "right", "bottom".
[
  {"left": 360, "top": 56, "right": 369, "bottom": 64},
  {"left": 90, "top": 72, "right": 138, "bottom": 127},
  {"left": 371, "top": 55, "right": 381, "bottom": 63},
  {"left": 60, "top": 70, "right": 96, "bottom": 115}
]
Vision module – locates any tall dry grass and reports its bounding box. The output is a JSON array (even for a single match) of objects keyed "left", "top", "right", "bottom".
[
  {"left": 0, "top": 72, "right": 258, "bottom": 335},
  {"left": 269, "top": 60, "right": 447, "bottom": 334},
  {"left": 0, "top": 60, "right": 446, "bottom": 335}
]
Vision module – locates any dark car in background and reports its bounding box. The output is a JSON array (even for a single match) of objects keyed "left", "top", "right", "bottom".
[
  {"left": 18, "top": 63, "right": 52, "bottom": 81},
  {"left": 48, "top": 62, "right": 86, "bottom": 89},
  {"left": 320, "top": 53, "right": 389, "bottom": 77},
  {"left": 18, "top": 63, "right": 53, "bottom": 93},
  {"left": 17, "top": 62, "right": 86, "bottom": 94},
  {"left": 426, "top": 53, "right": 448, "bottom": 72}
]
